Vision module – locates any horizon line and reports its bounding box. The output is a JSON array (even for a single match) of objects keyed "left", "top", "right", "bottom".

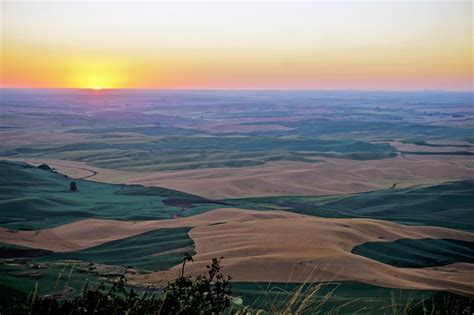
[{"left": 1, "top": 87, "right": 473, "bottom": 93}]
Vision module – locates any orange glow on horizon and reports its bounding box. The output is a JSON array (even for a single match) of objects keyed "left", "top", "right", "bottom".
[{"left": 1, "top": 2, "right": 471, "bottom": 91}]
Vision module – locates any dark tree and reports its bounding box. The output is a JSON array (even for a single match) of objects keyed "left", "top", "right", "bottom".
[{"left": 69, "top": 181, "right": 78, "bottom": 192}]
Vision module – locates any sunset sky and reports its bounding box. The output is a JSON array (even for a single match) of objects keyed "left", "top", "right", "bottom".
[{"left": 1, "top": 1, "right": 472, "bottom": 90}]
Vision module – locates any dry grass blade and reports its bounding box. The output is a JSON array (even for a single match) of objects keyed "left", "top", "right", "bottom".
[
  {"left": 294, "top": 283, "right": 324, "bottom": 314},
  {"left": 390, "top": 292, "right": 398, "bottom": 315},
  {"left": 29, "top": 282, "right": 38, "bottom": 315}
]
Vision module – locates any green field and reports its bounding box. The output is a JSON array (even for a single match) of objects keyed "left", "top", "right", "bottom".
[
  {"left": 0, "top": 160, "right": 222, "bottom": 230},
  {"left": 223, "top": 180, "right": 474, "bottom": 232},
  {"left": 352, "top": 238, "right": 474, "bottom": 268},
  {"left": 1, "top": 136, "right": 398, "bottom": 171},
  {"left": 46, "top": 227, "right": 194, "bottom": 272},
  {"left": 0, "top": 261, "right": 105, "bottom": 299}
]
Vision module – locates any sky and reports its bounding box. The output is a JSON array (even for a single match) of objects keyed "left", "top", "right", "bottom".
[{"left": 1, "top": 1, "right": 472, "bottom": 90}]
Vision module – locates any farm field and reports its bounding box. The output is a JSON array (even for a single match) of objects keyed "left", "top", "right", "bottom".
[{"left": 1, "top": 89, "right": 473, "bottom": 313}]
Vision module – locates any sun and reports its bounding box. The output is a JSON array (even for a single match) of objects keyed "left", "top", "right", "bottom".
[{"left": 91, "top": 87, "right": 102, "bottom": 91}]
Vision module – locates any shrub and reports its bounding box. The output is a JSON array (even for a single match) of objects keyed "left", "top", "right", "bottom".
[
  {"left": 26, "top": 256, "right": 232, "bottom": 314},
  {"left": 38, "top": 164, "right": 52, "bottom": 171},
  {"left": 159, "top": 255, "right": 232, "bottom": 314},
  {"left": 69, "top": 181, "right": 78, "bottom": 192}
]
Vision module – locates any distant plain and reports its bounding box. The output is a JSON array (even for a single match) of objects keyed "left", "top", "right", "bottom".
[{"left": 1, "top": 89, "right": 473, "bottom": 312}]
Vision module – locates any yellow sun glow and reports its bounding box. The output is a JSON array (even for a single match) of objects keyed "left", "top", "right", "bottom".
[{"left": 65, "top": 57, "right": 132, "bottom": 90}]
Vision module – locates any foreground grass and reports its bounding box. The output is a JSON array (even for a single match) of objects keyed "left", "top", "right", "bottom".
[
  {"left": 2, "top": 256, "right": 232, "bottom": 315},
  {"left": 1, "top": 257, "right": 472, "bottom": 315},
  {"left": 231, "top": 282, "right": 473, "bottom": 315}
]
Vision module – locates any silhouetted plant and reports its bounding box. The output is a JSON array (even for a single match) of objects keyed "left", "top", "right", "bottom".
[
  {"left": 160, "top": 255, "right": 232, "bottom": 314},
  {"left": 23, "top": 256, "right": 232, "bottom": 314}
]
